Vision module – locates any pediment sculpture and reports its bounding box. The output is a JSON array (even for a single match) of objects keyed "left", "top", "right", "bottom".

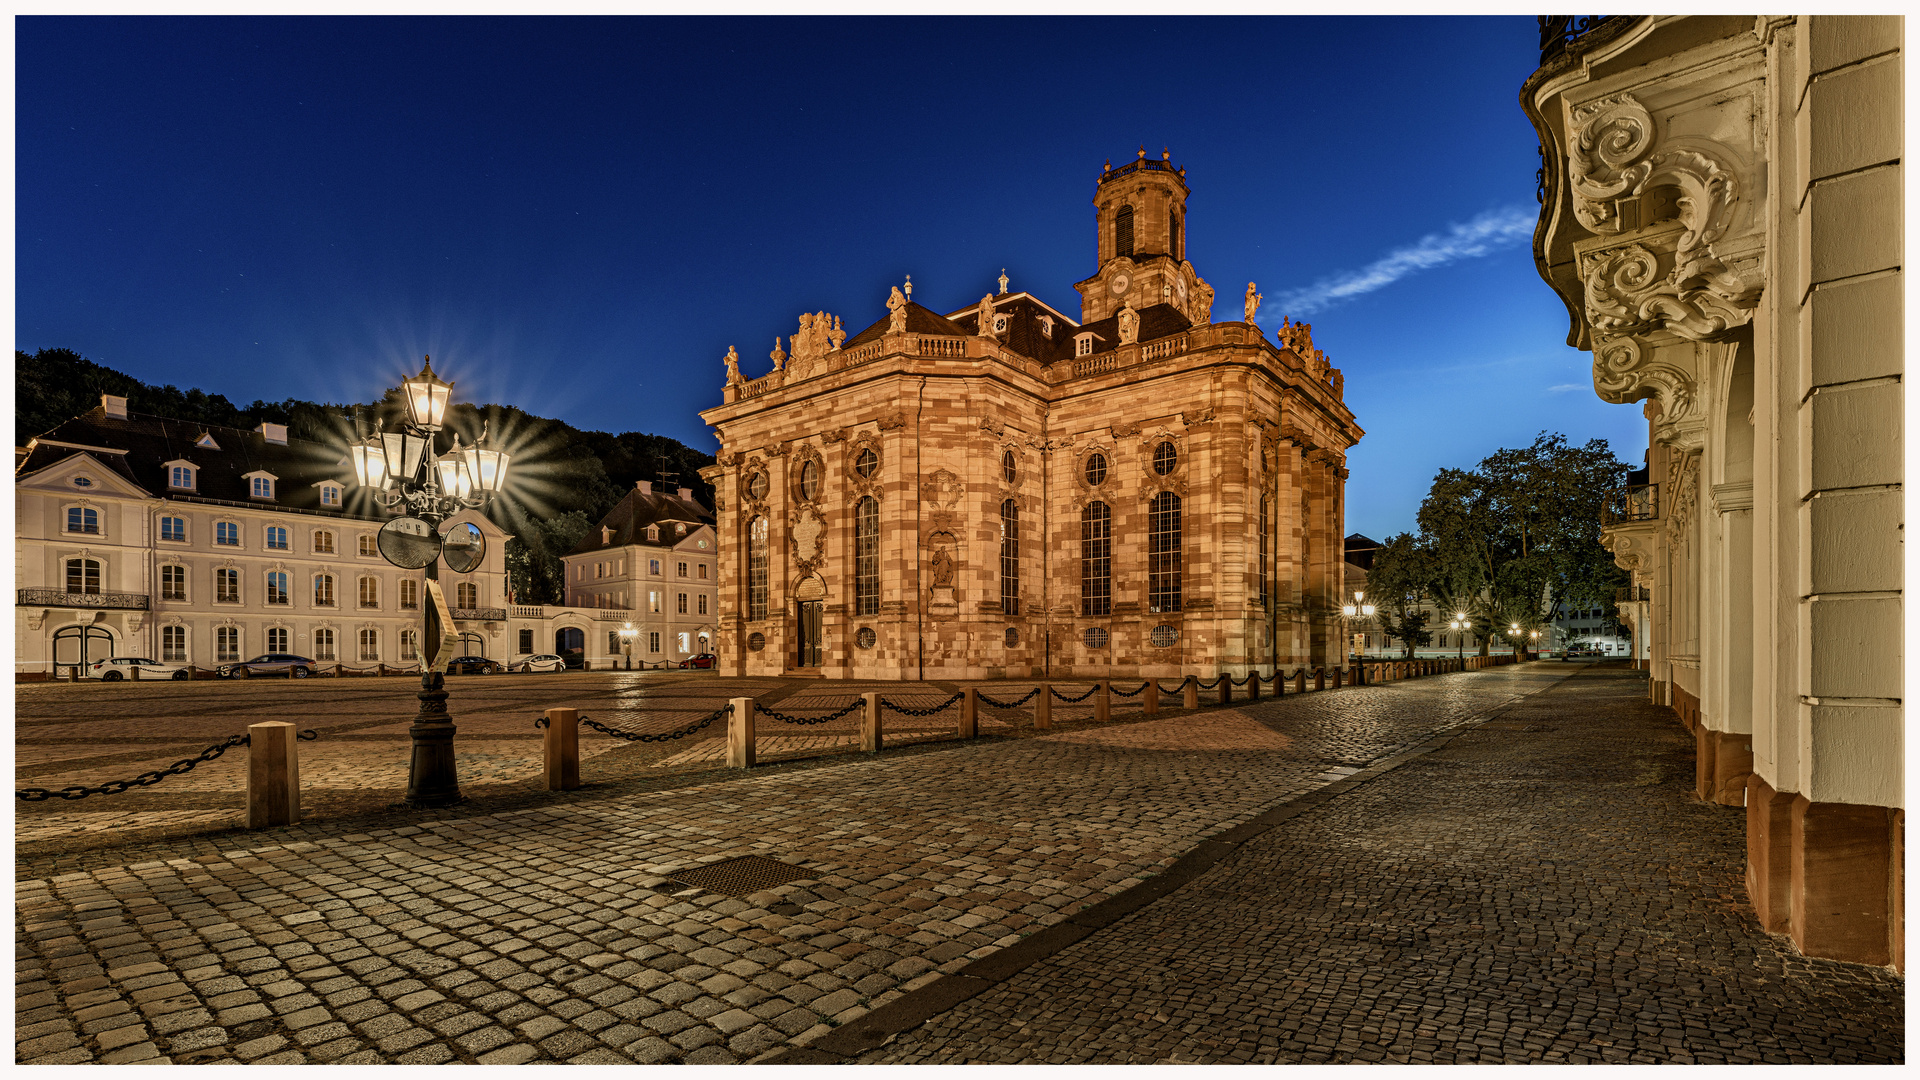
[{"left": 784, "top": 311, "right": 844, "bottom": 380}]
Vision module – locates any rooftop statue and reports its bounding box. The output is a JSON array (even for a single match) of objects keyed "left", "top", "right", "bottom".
[
  {"left": 887, "top": 286, "right": 907, "bottom": 333},
  {"left": 1244, "top": 282, "right": 1263, "bottom": 325},
  {"left": 723, "top": 345, "right": 742, "bottom": 385}
]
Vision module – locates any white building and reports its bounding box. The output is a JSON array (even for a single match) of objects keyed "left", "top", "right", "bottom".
[{"left": 556, "top": 481, "right": 718, "bottom": 667}]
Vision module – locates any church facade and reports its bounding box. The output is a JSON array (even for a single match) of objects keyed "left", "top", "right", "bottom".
[{"left": 698, "top": 151, "right": 1363, "bottom": 680}]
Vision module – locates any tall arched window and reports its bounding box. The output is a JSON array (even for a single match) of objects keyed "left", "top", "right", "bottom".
[
  {"left": 265, "top": 571, "right": 289, "bottom": 605},
  {"left": 267, "top": 627, "right": 288, "bottom": 652},
  {"left": 1257, "top": 495, "right": 1270, "bottom": 609},
  {"left": 1171, "top": 213, "right": 1182, "bottom": 260},
  {"left": 216, "top": 626, "right": 240, "bottom": 662},
  {"left": 854, "top": 497, "right": 879, "bottom": 616},
  {"left": 1081, "top": 502, "right": 1111, "bottom": 617},
  {"left": 1149, "top": 491, "right": 1182, "bottom": 613},
  {"left": 1115, "top": 205, "right": 1134, "bottom": 257},
  {"left": 359, "top": 629, "right": 379, "bottom": 661},
  {"left": 1000, "top": 499, "right": 1019, "bottom": 617},
  {"left": 67, "top": 507, "right": 99, "bottom": 534},
  {"left": 162, "top": 625, "right": 188, "bottom": 662},
  {"left": 313, "top": 628, "right": 336, "bottom": 661},
  {"left": 314, "top": 574, "right": 335, "bottom": 607},
  {"left": 358, "top": 576, "right": 379, "bottom": 608},
  {"left": 216, "top": 568, "right": 239, "bottom": 603},
  {"left": 399, "top": 579, "right": 418, "bottom": 610},
  {"left": 66, "top": 558, "right": 101, "bottom": 595},
  {"left": 456, "top": 582, "right": 477, "bottom": 609},
  {"left": 747, "top": 517, "right": 769, "bottom": 621},
  {"left": 161, "top": 565, "right": 187, "bottom": 601}
]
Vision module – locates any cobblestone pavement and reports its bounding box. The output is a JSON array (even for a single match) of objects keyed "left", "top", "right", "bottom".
[
  {"left": 14, "top": 663, "right": 1566, "bottom": 1064},
  {"left": 862, "top": 667, "right": 1906, "bottom": 1065}
]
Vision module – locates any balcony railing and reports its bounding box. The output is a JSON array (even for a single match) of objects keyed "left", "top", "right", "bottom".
[
  {"left": 1601, "top": 483, "right": 1659, "bottom": 526},
  {"left": 451, "top": 607, "right": 508, "bottom": 621},
  {"left": 1538, "top": 16, "right": 1621, "bottom": 66},
  {"left": 1615, "top": 586, "right": 1650, "bottom": 605},
  {"left": 18, "top": 588, "right": 149, "bottom": 611}
]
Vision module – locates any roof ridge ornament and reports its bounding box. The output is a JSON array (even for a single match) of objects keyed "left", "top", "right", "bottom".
[{"left": 998, "top": 269, "right": 1009, "bottom": 295}]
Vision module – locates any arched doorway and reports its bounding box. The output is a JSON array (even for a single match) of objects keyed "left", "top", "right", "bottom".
[
  {"left": 53, "top": 624, "right": 115, "bottom": 677},
  {"left": 555, "top": 626, "right": 585, "bottom": 669},
  {"left": 793, "top": 575, "right": 826, "bottom": 669},
  {"left": 459, "top": 631, "right": 484, "bottom": 657}
]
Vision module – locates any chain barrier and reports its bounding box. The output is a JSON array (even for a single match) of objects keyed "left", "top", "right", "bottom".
[
  {"left": 1109, "top": 682, "right": 1149, "bottom": 698},
  {"left": 17, "top": 734, "right": 252, "bottom": 802},
  {"left": 1229, "top": 674, "right": 1251, "bottom": 686},
  {"left": 977, "top": 688, "right": 1041, "bottom": 709},
  {"left": 1049, "top": 685, "right": 1098, "bottom": 703},
  {"left": 1155, "top": 681, "right": 1185, "bottom": 695},
  {"left": 1194, "top": 677, "right": 1222, "bottom": 690},
  {"left": 878, "top": 693, "right": 963, "bottom": 718},
  {"left": 298, "top": 729, "right": 319, "bottom": 741},
  {"left": 756, "top": 699, "right": 865, "bottom": 726},
  {"left": 532, "top": 707, "right": 730, "bottom": 743}
]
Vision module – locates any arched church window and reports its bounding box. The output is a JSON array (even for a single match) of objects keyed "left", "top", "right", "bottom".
[
  {"left": 1081, "top": 502, "right": 1111, "bottom": 617},
  {"left": 1115, "top": 205, "right": 1134, "bottom": 257},
  {"left": 1000, "top": 499, "right": 1019, "bottom": 617},
  {"left": 747, "top": 517, "right": 769, "bottom": 621},
  {"left": 1149, "top": 490, "right": 1182, "bottom": 613},
  {"left": 1171, "top": 213, "right": 1182, "bottom": 260},
  {"left": 1002, "top": 450, "right": 1016, "bottom": 484},
  {"left": 1153, "top": 441, "right": 1178, "bottom": 475},
  {"left": 798, "top": 459, "right": 821, "bottom": 502},
  {"left": 1085, "top": 452, "right": 1108, "bottom": 488},
  {"left": 854, "top": 497, "right": 879, "bottom": 616}
]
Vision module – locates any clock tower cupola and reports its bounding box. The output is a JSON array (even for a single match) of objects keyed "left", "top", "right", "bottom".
[{"left": 1074, "top": 146, "right": 1209, "bottom": 325}]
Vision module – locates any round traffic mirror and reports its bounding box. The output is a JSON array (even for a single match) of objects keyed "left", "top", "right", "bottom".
[
  {"left": 441, "top": 521, "right": 486, "bottom": 574},
  {"left": 376, "top": 517, "right": 441, "bottom": 570}
]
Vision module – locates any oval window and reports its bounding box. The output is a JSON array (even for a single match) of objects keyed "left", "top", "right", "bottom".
[
  {"left": 747, "top": 632, "right": 766, "bottom": 652},
  {"left": 856, "top": 627, "right": 877, "bottom": 649},
  {"left": 1084, "top": 627, "right": 1109, "bottom": 649},
  {"left": 1085, "top": 453, "right": 1108, "bottom": 487},
  {"left": 1150, "top": 624, "right": 1179, "bottom": 648},
  {"left": 1002, "top": 449, "right": 1017, "bottom": 484},
  {"left": 799, "top": 460, "right": 821, "bottom": 502},
  {"left": 1005, "top": 627, "right": 1019, "bottom": 648},
  {"left": 1153, "top": 441, "right": 1178, "bottom": 475},
  {"left": 747, "top": 472, "right": 769, "bottom": 500},
  {"left": 855, "top": 448, "right": 879, "bottom": 478},
  {"left": 72, "top": 476, "right": 93, "bottom": 487}
]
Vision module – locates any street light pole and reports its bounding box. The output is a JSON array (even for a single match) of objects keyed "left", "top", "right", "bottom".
[
  {"left": 620, "top": 622, "right": 636, "bottom": 671},
  {"left": 1342, "top": 590, "right": 1376, "bottom": 684}
]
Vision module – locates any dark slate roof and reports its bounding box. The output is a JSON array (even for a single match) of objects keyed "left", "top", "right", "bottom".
[
  {"left": 17, "top": 405, "right": 365, "bottom": 516},
  {"left": 945, "top": 293, "right": 1082, "bottom": 366},
  {"left": 840, "top": 301, "right": 968, "bottom": 351},
  {"left": 1073, "top": 303, "right": 1194, "bottom": 358},
  {"left": 567, "top": 483, "right": 716, "bottom": 556}
]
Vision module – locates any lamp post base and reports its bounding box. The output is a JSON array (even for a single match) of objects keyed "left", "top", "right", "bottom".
[{"left": 405, "top": 672, "right": 463, "bottom": 808}]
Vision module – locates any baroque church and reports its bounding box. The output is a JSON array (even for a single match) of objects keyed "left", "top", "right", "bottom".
[{"left": 698, "top": 150, "right": 1364, "bottom": 679}]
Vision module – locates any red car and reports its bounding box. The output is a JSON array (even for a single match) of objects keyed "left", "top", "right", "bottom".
[{"left": 677, "top": 653, "right": 716, "bottom": 669}]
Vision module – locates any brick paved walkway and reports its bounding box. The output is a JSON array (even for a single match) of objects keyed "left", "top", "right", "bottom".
[
  {"left": 15, "top": 663, "right": 1563, "bottom": 1064},
  {"left": 858, "top": 666, "right": 1905, "bottom": 1065}
]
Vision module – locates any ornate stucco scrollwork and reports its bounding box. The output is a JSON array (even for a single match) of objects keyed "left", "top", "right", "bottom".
[
  {"left": 1600, "top": 524, "right": 1653, "bottom": 572},
  {"left": 1664, "top": 452, "right": 1701, "bottom": 547},
  {"left": 1569, "top": 94, "right": 1735, "bottom": 255},
  {"left": 1583, "top": 243, "right": 1754, "bottom": 342},
  {"left": 1593, "top": 334, "right": 1702, "bottom": 449}
]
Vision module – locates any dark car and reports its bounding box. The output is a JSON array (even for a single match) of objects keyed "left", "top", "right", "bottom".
[
  {"left": 220, "top": 654, "right": 317, "bottom": 679},
  {"left": 447, "top": 655, "right": 502, "bottom": 675},
  {"left": 677, "top": 653, "right": 717, "bottom": 670}
]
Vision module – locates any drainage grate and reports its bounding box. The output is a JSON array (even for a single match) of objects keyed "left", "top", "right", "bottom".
[{"left": 666, "top": 855, "right": 814, "bottom": 896}]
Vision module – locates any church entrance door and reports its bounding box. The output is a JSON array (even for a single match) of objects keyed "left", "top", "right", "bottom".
[{"left": 796, "top": 601, "right": 823, "bottom": 668}]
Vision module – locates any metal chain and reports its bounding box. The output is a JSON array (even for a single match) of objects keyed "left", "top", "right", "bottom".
[
  {"left": 532, "top": 706, "right": 729, "bottom": 743},
  {"left": 1229, "top": 674, "right": 1251, "bottom": 686},
  {"left": 976, "top": 688, "right": 1040, "bottom": 709},
  {"left": 1155, "top": 682, "right": 1185, "bottom": 695},
  {"left": 1049, "top": 685, "right": 1098, "bottom": 703},
  {"left": 298, "top": 729, "right": 319, "bottom": 741},
  {"left": 1109, "top": 682, "right": 1149, "bottom": 698},
  {"left": 756, "top": 699, "right": 865, "bottom": 726},
  {"left": 878, "top": 693, "right": 963, "bottom": 718},
  {"left": 1194, "top": 677, "right": 1222, "bottom": 690},
  {"left": 17, "top": 734, "right": 251, "bottom": 802}
]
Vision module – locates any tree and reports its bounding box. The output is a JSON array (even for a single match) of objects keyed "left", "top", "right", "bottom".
[
  {"left": 1416, "top": 431, "right": 1629, "bottom": 656},
  {"left": 1365, "top": 532, "right": 1437, "bottom": 658}
]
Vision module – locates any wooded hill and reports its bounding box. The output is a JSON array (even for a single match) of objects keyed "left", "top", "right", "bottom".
[{"left": 15, "top": 347, "right": 716, "bottom": 604}]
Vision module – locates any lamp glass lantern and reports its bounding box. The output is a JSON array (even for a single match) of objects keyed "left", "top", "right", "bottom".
[
  {"left": 435, "top": 454, "right": 473, "bottom": 500},
  {"left": 463, "top": 443, "right": 510, "bottom": 495},
  {"left": 402, "top": 356, "right": 454, "bottom": 431},
  {"left": 350, "top": 437, "right": 388, "bottom": 489},
  {"left": 380, "top": 430, "right": 428, "bottom": 487}
]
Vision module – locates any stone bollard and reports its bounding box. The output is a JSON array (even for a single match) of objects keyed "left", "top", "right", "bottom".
[
  {"left": 1294, "top": 669, "right": 1307, "bottom": 694},
  {"left": 1331, "top": 667, "right": 1342, "bottom": 689},
  {"left": 1247, "top": 670, "right": 1260, "bottom": 701},
  {"left": 1095, "top": 681, "right": 1111, "bottom": 722},
  {"left": 1183, "top": 676, "right": 1200, "bottom": 709},
  {"left": 1034, "top": 684, "right": 1052, "bottom": 730},
  {"left": 68, "top": 666, "right": 80, "bottom": 683},
  {"left": 544, "top": 707, "right": 581, "bottom": 789},
  {"left": 958, "top": 688, "right": 978, "bottom": 739},
  {"left": 727, "top": 697, "right": 755, "bottom": 768},
  {"left": 1315, "top": 667, "right": 1326, "bottom": 692},
  {"left": 1143, "top": 680, "right": 1159, "bottom": 715},
  {"left": 129, "top": 664, "right": 139, "bottom": 681},
  {"left": 246, "top": 721, "right": 300, "bottom": 829},
  {"left": 860, "top": 692, "right": 883, "bottom": 753},
  {"left": 1219, "top": 671, "right": 1232, "bottom": 705},
  {"left": 378, "top": 663, "right": 387, "bottom": 677}
]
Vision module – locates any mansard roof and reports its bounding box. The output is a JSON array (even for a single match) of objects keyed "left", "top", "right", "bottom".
[
  {"left": 16, "top": 405, "right": 362, "bottom": 516},
  {"left": 1073, "top": 303, "right": 1195, "bottom": 357},
  {"left": 840, "top": 301, "right": 969, "bottom": 352},
  {"left": 567, "top": 482, "right": 715, "bottom": 557}
]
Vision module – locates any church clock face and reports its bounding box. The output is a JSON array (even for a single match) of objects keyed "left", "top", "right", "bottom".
[{"left": 1108, "top": 271, "right": 1132, "bottom": 298}]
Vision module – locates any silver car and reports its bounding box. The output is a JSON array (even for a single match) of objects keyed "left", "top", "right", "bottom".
[
  {"left": 219, "top": 653, "right": 318, "bottom": 679},
  {"left": 512, "top": 654, "right": 568, "bottom": 673},
  {"left": 86, "top": 657, "right": 191, "bottom": 681}
]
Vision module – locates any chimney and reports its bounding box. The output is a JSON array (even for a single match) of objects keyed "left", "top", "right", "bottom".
[
  {"left": 678, "top": 486, "right": 692, "bottom": 501},
  {"left": 101, "top": 395, "right": 128, "bottom": 420},
  {"left": 256, "top": 422, "right": 288, "bottom": 445},
  {"left": 636, "top": 480, "right": 652, "bottom": 495}
]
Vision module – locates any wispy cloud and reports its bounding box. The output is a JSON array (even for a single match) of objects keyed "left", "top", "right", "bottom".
[
  {"left": 1270, "top": 206, "right": 1536, "bottom": 317},
  {"left": 1545, "top": 383, "right": 1585, "bottom": 394}
]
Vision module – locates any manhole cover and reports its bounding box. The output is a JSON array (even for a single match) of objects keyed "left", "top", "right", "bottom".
[{"left": 666, "top": 855, "right": 814, "bottom": 896}]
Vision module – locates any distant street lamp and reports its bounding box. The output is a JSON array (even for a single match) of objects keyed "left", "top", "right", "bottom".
[
  {"left": 1449, "top": 615, "right": 1468, "bottom": 662},
  {"left": 1342, "top": 590, "right": 1376, "bottom": 682},
  {"left": 1530, "top": 628, "right": 1541, "bottom": 660},
  {"left": 620, "top": 623, "right": 637, "bottom": 671},
  {"left": 349, "top": 355, "right": 511, "bottom": 809}
]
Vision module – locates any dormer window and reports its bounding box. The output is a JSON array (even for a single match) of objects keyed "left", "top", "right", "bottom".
[
  {"left": 646, "top": 524, "right": 660, "bottom": 542},
  {"left": 992, "top": 314, "right": 1008, "bottom": 335},
  {"left": 1075, "top": 333, "right": 1096, "bottom": 358},
  {"left": 245, "top": 472, "right": 277, "bottom": 500},
  {"left": 1039, "top": 315, "right": 1053, "bottom": 338},
  {"left": 195, "top": 432, "right": 220, "bottom": 450},
  {"left": 602, "top": 526, "right": 614, "bottom": 545},
  {"left": 318, "top": 482, "right": 342, "bottom": 507},
  {"left": 165, "top": 461, "right": 198, "bottom": 491},
  {"left": 675, "top": 522, "right": 687, "bottom": 536}
]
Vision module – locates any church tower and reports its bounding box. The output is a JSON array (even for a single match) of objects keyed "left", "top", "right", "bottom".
[{"left": 1074, "top": 146, "right": 1211, "bottom": 325}]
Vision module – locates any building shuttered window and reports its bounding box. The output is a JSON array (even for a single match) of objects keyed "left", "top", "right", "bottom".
[{"left": 1115, "top": 204, "right": 1134, "bottom": 257}]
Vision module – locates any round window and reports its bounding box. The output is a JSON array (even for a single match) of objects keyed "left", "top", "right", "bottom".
[
  {"left": 1085, "top": 453, "right": 1108, "bottom": 487},
  {"left": 72, "top": 476, "right": 93, "bottom": 487},
  {"left": 1153, "top": 441, "right": 1178, "bottom": 475},
  {"left": 856, "top": 627, "right": 877, "bottom": 649},
  {"left": 747, "top": 632, "right": 766, "bottom": 652},
  {"left": 1150, "top": 624, "right": 1179, "bottom": 648},
  {"left": 1005, "top": 627, "right": 1019, "bottom": 647},
  {"left": 1084, "top": 627, "right": 1109, "bottom": 649},
  {"left": 854, "top": 448, "right": 879, "bottom": 478},
  {"left": 747, "top": 472, "right": 769, "bottom": 501},
  {"left": 1002, "top": 449, "right": 1016, "bottom": 485},
  {"left": 799, "top": 460, "right": 821, "bottom": 502}
]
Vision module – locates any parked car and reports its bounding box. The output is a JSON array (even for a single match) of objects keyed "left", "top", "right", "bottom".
[
  {"left": 447, "top": 655, "right": 503, "bottom": 675},
  {"left": 511, "top": 654, "right": 568, "bottom": 674},
  {"left": 677, "top": 653, "right": 717, "bottom": 670},
  {"left": 219, "top": 654, "right": 318, "bottom": 679},
  {"left": 86, "top": 657, "right": 190, "bottom": 681}
]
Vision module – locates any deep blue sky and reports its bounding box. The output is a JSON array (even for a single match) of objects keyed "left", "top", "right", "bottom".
[{"left": 17, "top": 15, "right": 1645, "bottom": 539}]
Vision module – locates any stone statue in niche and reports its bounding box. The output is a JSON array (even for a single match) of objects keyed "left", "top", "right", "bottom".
[
  {"left": 724, "top": 346, "right": 742, "bottom": 384},
  {"left": 1117, "top": 304, "right": 1138, "bottom": 345},
  {"left": 931, "top": 546, "right": 955, "bottom": 587},
  {"left": 1244, "top": 282, "right": 1263, "bottom": 324},
  {"left": 887, "top": 286, "right": 908, "bottom": 332},
  {"left": 927, "top": 530, "right": 959, "bottom": 617}
]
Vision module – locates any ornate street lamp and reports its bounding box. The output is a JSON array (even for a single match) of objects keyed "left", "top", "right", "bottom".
[
  {"left": 348, "top": 355, "right": 512, "bottom": 808},
  {"left": 620, "top": 622, "right": 637, "bottom": 671},
  {"left": 1342, "top": 590, "right": 1376, "bottom": 683},
  {"left": 1449, "top": 616, "right": 1468, "bottom": 662}
]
